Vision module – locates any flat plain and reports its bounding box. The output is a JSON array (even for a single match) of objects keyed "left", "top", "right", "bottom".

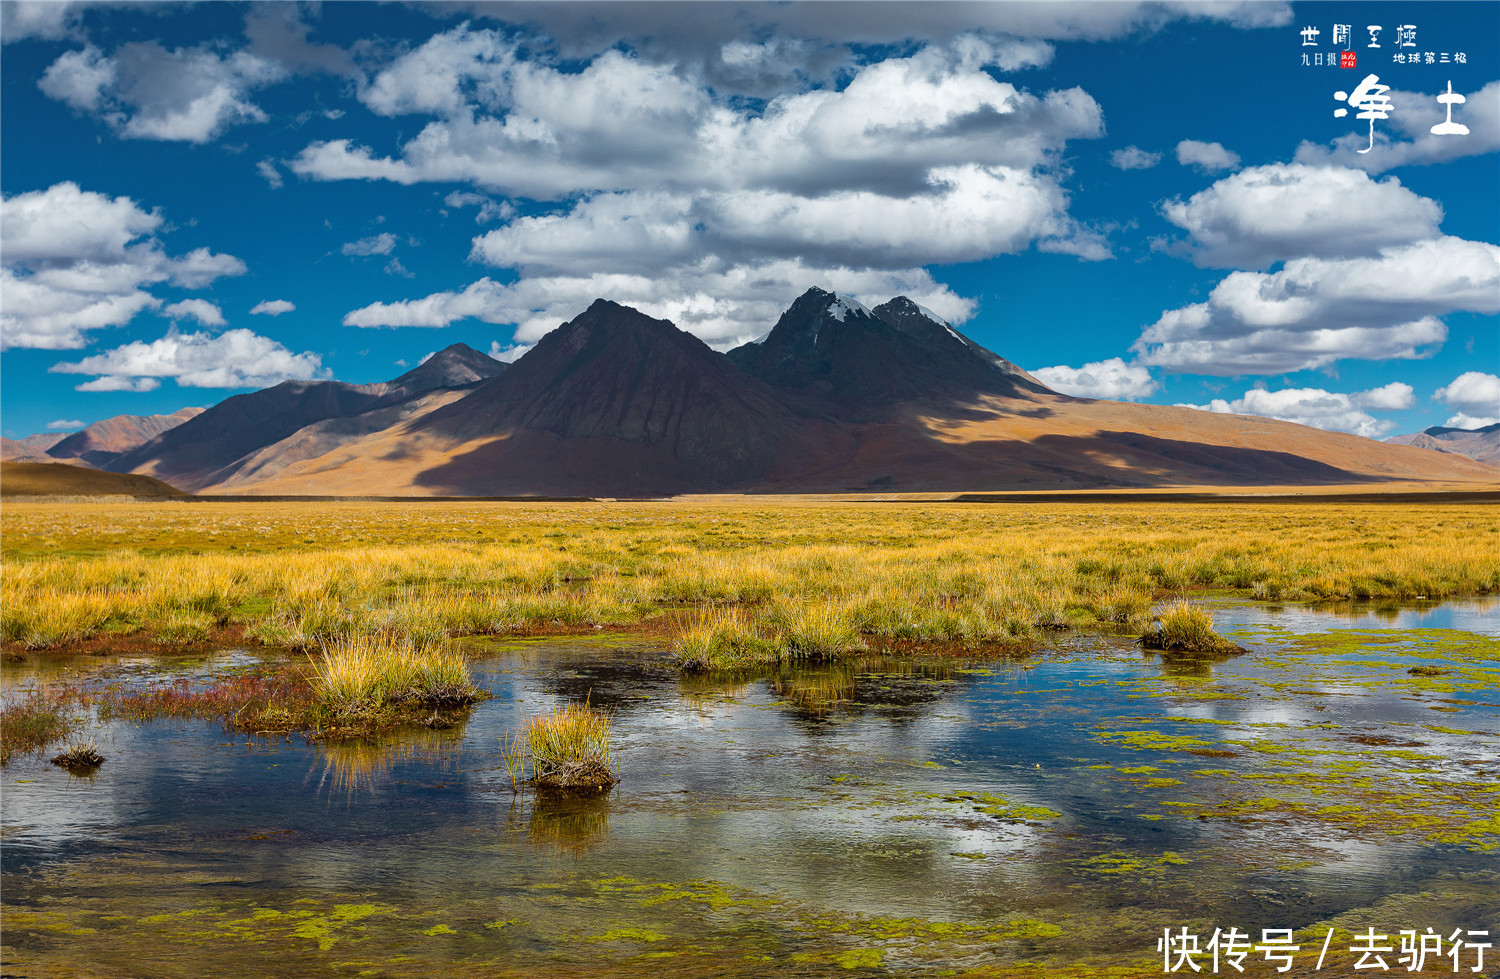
[{"left": 3, "top": 497, "right": 1498, "bottom": 656}]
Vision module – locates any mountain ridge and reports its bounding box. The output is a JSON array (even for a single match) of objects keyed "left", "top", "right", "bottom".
[{"left": 14, "top": 293, "right": 1495, "bottom": 497}]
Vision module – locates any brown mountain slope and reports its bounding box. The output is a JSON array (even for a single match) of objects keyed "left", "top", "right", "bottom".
[
  {"left": 1, "top": 462, "right": 187, "bottom": 498},
  {"left": 48, "top": 407, "right": 205, "bottom": 468},
  {"left": 781, "top": 398, "right": 1500, "bottom": 492}
]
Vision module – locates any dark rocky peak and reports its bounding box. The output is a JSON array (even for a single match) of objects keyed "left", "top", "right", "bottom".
[
  {"left": 374, "top": 342, "right": 506, "bottom": 407},
  {"left": 413, "top": 299, "right": 825, "bottom": 494},
  {"left": 725, "top": 287, "right": 895, "bottom": 392},
  {"left": 873, "top": 296, "right": 1051, "bottom": 392},
  {"left": 871, "top": 296, "right": 963, "bottom": 345},
  {"left": 389, "top": 342, "right": 505, "bottom": 388},
  {"left": 728, "top": 287, "right": 1059, "bottom": 410},
  {"left": 424, "top": 298, "right": 799, "bottom": 443}
]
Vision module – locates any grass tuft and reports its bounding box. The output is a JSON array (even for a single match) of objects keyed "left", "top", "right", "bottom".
[
  {"left": 310, "top": 635, "right": 478, "bottom": 714},
  {"left": 0, "top": 688, "right": 79, "bottom": 764},
  {"left": 672, "top": 609, "right": 779, "bottom": 670},
  {"left": 523, "top": 702, "right": 618, "bottom": 793},
  {"left": 1141, "top": 601, "right": 1246, "bottom": 655},
  {"left": 50, "top": 738, "right": 104, "bottom": 773}
]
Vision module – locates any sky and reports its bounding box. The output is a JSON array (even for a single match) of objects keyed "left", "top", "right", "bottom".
[{"left": 2, "top": 0, "right": 1497, "bottom": 441}]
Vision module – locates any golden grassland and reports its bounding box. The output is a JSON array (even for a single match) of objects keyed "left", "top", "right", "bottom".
[{"left": 1, "top": 499, "right": 1496, "bottom": 659}]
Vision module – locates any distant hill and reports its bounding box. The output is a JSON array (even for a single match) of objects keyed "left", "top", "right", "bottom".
[
  {"left": 1386, "top": 423, "right": 1500, "bottom": 467},
  {"left": 0, "top": 462, "right": 188, "bottom": 498},
  {"left": 25, "top": 293, "right": 1495, "bottom": 497},
  {"left": 0, "top": 433, "right": 68, "bottom": 461},
  {"left": 46, "top": 407, "right": 205, "bottom": 468}
]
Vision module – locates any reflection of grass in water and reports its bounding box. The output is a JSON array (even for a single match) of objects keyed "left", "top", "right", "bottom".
[
  {"left": 771, "top": 663, "right": 856, "bottom": 712},
  {"left": 313, "top": 731, "right": 463, "bottom": 797},
  {"left": 527, "top": 795, "right": 611, "bottom": 859}
]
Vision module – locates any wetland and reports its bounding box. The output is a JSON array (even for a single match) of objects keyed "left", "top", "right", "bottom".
[{"left": 2, "top": 500, "right": 1498, "bottom": 976}]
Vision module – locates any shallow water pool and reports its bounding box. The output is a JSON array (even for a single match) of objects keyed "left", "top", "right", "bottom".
[{"left": 3, "top": 600, "right": 1498, "bottom": 976}]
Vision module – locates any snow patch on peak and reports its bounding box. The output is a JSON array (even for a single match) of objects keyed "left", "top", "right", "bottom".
[
  {"left": 913, "top": 302, "right": 945, "bottom": 325},
  {"left": 827, "top": 295, "right": 871, "bottom": 323},
  {"left": 911, "top": 302, "right": 962, "bottom": 341}
]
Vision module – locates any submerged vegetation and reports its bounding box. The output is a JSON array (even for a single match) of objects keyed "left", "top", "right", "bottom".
[
  {"left": 2, "top": 500, "right": 1496, "bottom": 662},
  {"left": 0, "top": 687, "right": 81, "bottom": 764}
]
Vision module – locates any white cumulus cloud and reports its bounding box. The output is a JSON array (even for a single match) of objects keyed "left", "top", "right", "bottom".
[
  {"left": 250, "top": 299, "right": 296, "bottom": 316},
  {"left": 1177, "top": 383, "right": 1415, "bottom": 438},
  {"left": 51, "top": 328, "right": 329, "bottom": 391},
  {"left": 1294, "top": 81, "right": 1500, "bottom": 172},
  {"left": 344, "top": 262, "right": 974, "bottom": 350},
  {"left": 1433, "top": 371, "right": 1500, "bottom": 425},
  {"left": 1442, "top": 413, "right": 1499, "bottom": 430},
  {"left": 162, "top": 299, "right": 225, "bottom": 327},
  {"left": 1031, "top": 357, "right": 1157, "bottom": 400},
  {"left": 1134, "top": 236, "right": 1498, "bottom": 375},
  {"left": 39, "top": 42, "right": 286, "bottom": 143},
  {"left": 256, "top": 159, "right": 283, "bottom": 188},
  {"left": 1, "top": 182, "right": 245, "bottom": 350},
  {"left": 1110, "top": 146, "right": 1161, "bottom": 170},
  {"left": 488, "top": 341, "right": 533, "bottom": 363},
  {"left": 1136, "top": 162, "right": 1499, "bottom": 376},
  {"left": 311, "top": 29, "right": 1107, "bottom": 344},
  {"left": 1175, "top": 139, "right": 1240, "bottom": 173},
  {"left": 1159, "top": 164, "right": 1444, "bottom": 269},
  {"left": 342, "top": 232, "right": 398, "bottom": 257},
  {"left": 46, "top": 419, "right": 85, "bottom": 430}
]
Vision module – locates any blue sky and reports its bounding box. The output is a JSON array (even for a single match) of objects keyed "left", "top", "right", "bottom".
[{"left": 2, "top": 0, "right": 1497, "bottom": 441}]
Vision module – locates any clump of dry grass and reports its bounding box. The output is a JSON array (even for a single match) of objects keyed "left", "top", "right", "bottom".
[
  {"left": 50, "top": 738, "right": 104, "bottom": 774},
  {"left": 1140, "top": 601, "right": 1246, "bottom": 655},
  {"left": 765, "top": 600, "right": 867, "bottom": 659},
  {"left": 310, "top": 635, "right": 478, "bottom": 714},
  {"left": 671, "top": 609, "right": 779, "bottom": 670},
  {"left": 521, "top": 702, "right": 618, "bottom": 793}
]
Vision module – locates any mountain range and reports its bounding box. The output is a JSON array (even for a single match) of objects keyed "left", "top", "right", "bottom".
[
  {"left": 6, "top": 289, "right": 1495, "bottom": 496},
  {"left": 1385, "top": 423, "right": 1500, "bottom": 467}
]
